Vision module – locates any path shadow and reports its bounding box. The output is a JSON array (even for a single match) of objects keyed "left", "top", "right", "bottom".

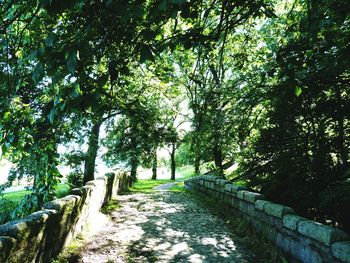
[{"left": 119, "top": 192, "right": 255, "bottom": 263}]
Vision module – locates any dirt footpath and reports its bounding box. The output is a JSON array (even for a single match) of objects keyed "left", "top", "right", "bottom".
[{"left": 78, "top": 190, "right": 255, "bottom": 263}]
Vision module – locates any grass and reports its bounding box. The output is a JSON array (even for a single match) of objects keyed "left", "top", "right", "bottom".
[
  {"left": 51, "top": 234, "right": 85, "bottom": 263},
  {"left": 177, "top": 165, "right": 249, "bottom": 188},
  {"left": 2, "top": 183, "right": 71, "bottom": 203},
  {"left": 55, "top": 184, "right": 71, "bottom": 198},
  {"left": 101, "top": 200, "right": 121, "bottom": 214},
  {"left": 0, "top": 183, "right": 72, "bottom": 224},
  {"left": 169, "top": 181, "right": 185, "bottom": 192},
  {"left": 176, "top": 165, "right": 196, "bottom": 179},
  {"left": 129, "top": 179, "right": 174, "bottom": 193},
  {"left": 128, "top": 166, "right": 198, "bottom": 193},
  {"left": 2, "top": 189, "right": 30, "bottom": 203}
]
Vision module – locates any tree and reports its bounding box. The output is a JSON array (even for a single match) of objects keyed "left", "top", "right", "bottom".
[
  {"left": 237, "top": 0, "right": 350, "bottom": 232},
  {"left": 102, "top": 61, "right": 182, "bottom": 181}
]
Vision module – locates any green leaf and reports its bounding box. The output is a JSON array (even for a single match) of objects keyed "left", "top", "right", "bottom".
[
  {"left": 60, "top": 101, "right": 66, "bottom": 111},
  {"left": 54, "top": 96, "right": 60, "bottom": 106},
  {"left": 66, "top": 50, "right": 78, "bottom": 74},
  {"left": 170, "top": 0, "right": 186, "bottom": 5},
  {"left": 170, "top": 10, "right": 178, "bottom": 19},
  {"left": 32, "top": 63, "right": 44, "bottom": 84},
  {"left": 71, "top": 84, "right": 81, "bottom": 98},
  {"left": 44, "top": 33, "right": 55, "bottom": 47},
  {"left": 140, "top": 45, "right": 153, "bottom": 63},
  {"left": 48, "top": 108, "right": 55, "bottom": 124},
  {"left": 133, "top": 6, "right": 145, "bottom": 18},
  {"left": 38, "top": 47, "right": 45, "bottom": 56},
  {"left": 295, "top": 86, "right": 302, "bottom": 97},
  {"left": 3, "top": 111, "right": 11, "bottom": 121},
  {"left": 159, "top": 0, "right": 167, "bottom": 11},
  {"left": 142, "top": 30, "right": 157, "bottom": 41},
  {"left": 29, "top": 50, "right": 38, "bottom": 61}
]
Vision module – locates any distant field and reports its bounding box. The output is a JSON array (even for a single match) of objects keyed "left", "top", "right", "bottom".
[
  {"left": 1, "top": 183, "right": 71, "bottom": 203},
  {"left": 129, "top": 166, "right": 197, "bottom": 193},
  {"left": 0, "top": 183, "right": 71, "bottom": 225},
  {"left": 130, "top": 179, "right": 174, "bottom": 193},
  {"left": 137, "top": 165, "right": 197, "bottom": 180}
]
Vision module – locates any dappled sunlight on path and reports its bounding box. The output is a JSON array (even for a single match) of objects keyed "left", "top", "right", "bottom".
[{"left": 80, "top": 191, "right": 255, "bottom": 262}]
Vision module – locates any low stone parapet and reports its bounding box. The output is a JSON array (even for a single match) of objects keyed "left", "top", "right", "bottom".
[
  {"left": 185, "top": 175, "right": 350, "bottom": 263},
  {"left": 0, "top": 170, "right": 129, "bottom": 263}
]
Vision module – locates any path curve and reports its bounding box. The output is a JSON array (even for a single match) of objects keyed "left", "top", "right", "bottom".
[
  {"left": 80, "top": 191, "right": 255, "bottom": 262},
  {"left": 153, "top": 182, "right": 178, "bottom": 191}
]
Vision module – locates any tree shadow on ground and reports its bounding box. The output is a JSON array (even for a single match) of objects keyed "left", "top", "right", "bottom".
[{"left": 121, "top": 192, "right": 255, "bottom": 263}]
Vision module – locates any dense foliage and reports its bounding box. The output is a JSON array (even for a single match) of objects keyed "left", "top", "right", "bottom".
[
  {"left": 239, "top": 0, "right": 350, "bottom": 232},
  {"left": 0, "top": 0, "right": 349, "bottom": 233}
]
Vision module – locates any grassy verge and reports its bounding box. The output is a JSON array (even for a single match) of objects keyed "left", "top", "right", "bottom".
[
  {"left": 52, "top": 199, "right": 122, "bottom": 262},
  {"left": 101, "top": 200, "right": 121, "bottom": 214},
  {"left": 129, "top": 179, "right": 173, "bottom": 193},
  {"left": 169, "top": 181, "right": 185, "bottom": 192},
  {"left": 51, "top": 234, "right": 85, "bottom": 263},
  {"left": 2, "top": 189, "right": 30, "bottom": 203},
  {"left": 2, "top": 183, "right": 71, "bottom": 202},
  {"left": 176, "top": 165, "right": 196, "bottom": 180},
  {"left": 55, "top": 184, "right": 71, "bottom": 198}
]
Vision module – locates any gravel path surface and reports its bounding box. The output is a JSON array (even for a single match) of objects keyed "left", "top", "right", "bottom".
[
  {"left": 80, "top": 191, "right": 255, "bottom": 263},
  {"left": 153, "top": 182, "right": 178, "bottom": 191}
]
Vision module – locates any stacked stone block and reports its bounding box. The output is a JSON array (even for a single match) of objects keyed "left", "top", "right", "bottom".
[
  {"left": 0, "top": 170, "right": 129, "bottom": 263},
  {"left": 185, "top": 175, "right": 350, "bottom": 263}
]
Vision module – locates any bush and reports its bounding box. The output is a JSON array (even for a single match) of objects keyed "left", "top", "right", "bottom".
[
  {"left": 0, "top": 198, "right": 17, "bottom": 224},
  {"left": 66, "top": 172, "right": 83, "bottom": 188}
]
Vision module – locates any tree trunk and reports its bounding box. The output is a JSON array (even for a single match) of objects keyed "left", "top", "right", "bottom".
[
  {"left": 213, "top": 116, "right": 224, "bottom": 176},
  {"left": 335, "top": 85, "right": 348, "bottom": 168},
  {"left": 192, "top": 111, "right": 202, "bottom": 175},
  {"left": 193, "top": 133, "right": 201, "bottom": 174},
  {"left": 213, "top": 141, "right": 223, "bottom": 176},
  {"left": 83, "top": 119, "right": 102, "bottom": 184},
  {"left": 194, "top": 156, "right": 200, "bottom": 174},
  {"left": 130, "top": 156, "right": 138, "bottom": 187},
  {"left": 213, "top": 111, "right": 223, "bottom": 176},
  {"left": 151, "top": 149, "right": 157, "bottom": 180},
  {"left": 170, "top": 143, "right": 176, "bottom": 180}
]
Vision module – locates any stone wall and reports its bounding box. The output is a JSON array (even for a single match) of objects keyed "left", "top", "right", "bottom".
[
  {"left": 0, "top": 171, "right": 129, "bottom": 263},
  {"left": 185, "top": 175, "right": 350, "bottom": 263}
]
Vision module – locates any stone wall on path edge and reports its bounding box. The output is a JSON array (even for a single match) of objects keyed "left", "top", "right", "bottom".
[
  {"left": 0, "top": 171, "right": 130, "bottom": 263},
  {"left": 185, "top": 175, "right": 350, "bottom": 263}
]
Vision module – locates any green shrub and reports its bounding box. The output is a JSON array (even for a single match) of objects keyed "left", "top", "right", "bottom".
[
  {"left": 66, "top": 172, "right": 83, "bottom": 188},
  {"left": 0, "top": 199, "right": 17, "bottom": 224}
]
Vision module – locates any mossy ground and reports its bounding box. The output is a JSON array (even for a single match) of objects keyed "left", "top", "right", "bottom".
[
  {"left": 101, "top": 200, "right": 121, "bottom": 214},
  {"left": 168, "top": 181, "right": 185, "bottom": 192},
  {"left": 51, "top": 235, "right": 85, "bottom": 263}
]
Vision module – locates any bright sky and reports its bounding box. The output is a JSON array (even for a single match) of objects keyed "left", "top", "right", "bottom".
[{"left": 0, "top": 159, "right": 12, "bottom": 184}]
